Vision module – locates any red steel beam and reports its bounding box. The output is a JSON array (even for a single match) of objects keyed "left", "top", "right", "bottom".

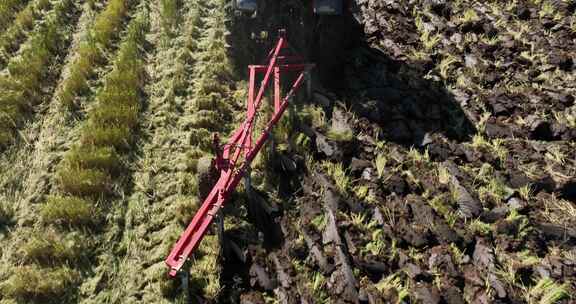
[{"left": 165, "top": 31, "right": 314, "bottom": 277}]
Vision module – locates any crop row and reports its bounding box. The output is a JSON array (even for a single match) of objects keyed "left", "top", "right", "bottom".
[
  {"left": 111, "top": 0, "right": 238, "bottom": 300},
  {"left": 0, "top": 10, "right": 149, "bottom": 303},
  {"left": 0, "top": 0, "right": 82, "bottom": 300},
  {"left": 0, "top": 0, "right": 52, "bottom": 68},
  {"left": 187, "top": 4, "right": 235, "bottom": 155},
  {"left": 0, "top": 0, "right": 76, "bottom": 150},
  {"left": 0, "top": 0, "right": 30, "bottom": 30},
  {"left": 57, "top": 13, "right": 148, "bottom": 195},
  {"left": 170, "top": 0, "right": 239, "bottom": 299},
  {"left": 85, "top": 1, "right": 193, "bottom": 301},
  {"left": 53, "top": 13, "right": 148, "bottom": 232},
  {"left": 57, "top": 0, "right": 137, "bottom": 109},
  {"left": 111, "top": 0, "right": 221, "bottom": 300},
  {"left": 163, "top": 0, "right": 221, "bottom": 298}
]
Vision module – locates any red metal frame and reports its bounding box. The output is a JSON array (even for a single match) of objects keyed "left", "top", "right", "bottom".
[{"left": 165, "top": 30, "right": 314, "bottom": 277}]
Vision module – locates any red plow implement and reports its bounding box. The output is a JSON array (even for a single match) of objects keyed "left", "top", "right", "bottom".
[{"left": 166, "top": 30, "right": 314, "bottom": 277}]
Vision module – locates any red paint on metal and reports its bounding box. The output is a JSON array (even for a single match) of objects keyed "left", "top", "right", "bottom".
[{"left": 165, "top": 31, "right": 314, "bottom": 277}]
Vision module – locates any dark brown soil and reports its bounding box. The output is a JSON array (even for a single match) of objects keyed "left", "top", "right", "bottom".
[{"left": 215, "top": 1, "right": 576, "bottom": 303}]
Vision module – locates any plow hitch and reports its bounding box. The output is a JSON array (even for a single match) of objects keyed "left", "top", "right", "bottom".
[{"left": 165, "top": 30, "right": 314, "bottom": 277}]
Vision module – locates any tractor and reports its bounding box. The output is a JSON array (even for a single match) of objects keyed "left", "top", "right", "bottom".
[{"left": 234, "top": 0, "right": 344, "bottom": 15}]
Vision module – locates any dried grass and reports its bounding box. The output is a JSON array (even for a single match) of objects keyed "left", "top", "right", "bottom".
[
  {"left": 20, "top": 230, "right": 86, "bottom": 266},
  {"left": 41, "top": 196, "right": 101, "bottom": 227},
  {"left": 56, "top": 166, "right": 112, "bottom": 196},
  {"left": 1, "top": 265, "right": 80, "bottom": 302},
  {"left": 0, "top": 0, "right": 74, "bottom": 148}
]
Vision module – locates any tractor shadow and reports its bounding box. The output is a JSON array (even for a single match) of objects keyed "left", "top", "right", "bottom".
[
  {"left": 227, "top": 4, "right": 476, "bottom": 148},
  {"left": 312, "top": 13, "right": 476, "bottom": 147}
]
